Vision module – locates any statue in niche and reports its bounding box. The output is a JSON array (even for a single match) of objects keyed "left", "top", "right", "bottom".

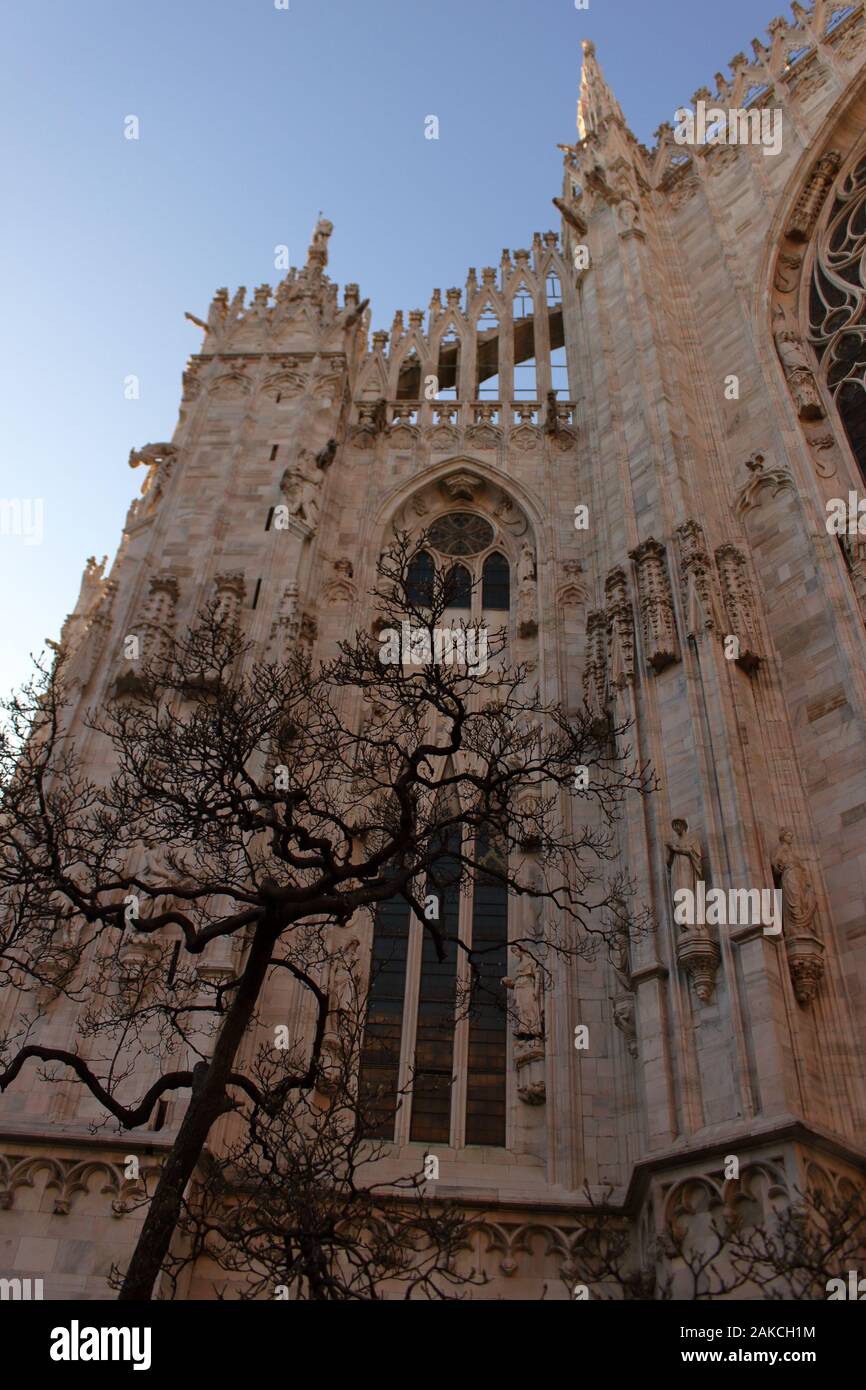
[
  {"left": 666, "top": 818, "right": 703, "bottom": 928},
  {"left": 517, "top": 542, "right": 536, "bottom": 590},
  {"left": 612, "top": 996, "right": 638, "bottom": 1058},
  {"left": 616, "top": 192, "right": 641, "bottom": 235},
  {"left": 280, "top": 456, "right": 322, "bottom": 530},
  {"left": 516, "top": 543, "right": 538, "bottom": 637},
  {"left": 773, "top": 308, "right": 825, "bottom": 420},
  {"left": 502, "top": 945, "right": 544, "bottom": 1039},
  {"left": 772, "top": 830, "right": 818, "bottom": 935}
]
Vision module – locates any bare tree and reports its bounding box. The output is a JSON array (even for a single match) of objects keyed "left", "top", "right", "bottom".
[
  {"left": 560, "top": 1181, "right": 866, "bottom": 1301},
  {"left": 0, "top": 536, "right": 653, "bottom": 1300},
  {"left": 159, "top": 950, "right": 483, "bottom": 1300}
]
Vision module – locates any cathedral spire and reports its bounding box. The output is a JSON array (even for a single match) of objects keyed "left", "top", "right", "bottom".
[{"left": 577, "top": 39, "right": 625, "bottom": 140}]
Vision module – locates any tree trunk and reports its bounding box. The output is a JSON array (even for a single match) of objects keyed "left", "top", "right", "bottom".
[{"left": 118, "top": 920, "right": 275, "bottom": 1300}]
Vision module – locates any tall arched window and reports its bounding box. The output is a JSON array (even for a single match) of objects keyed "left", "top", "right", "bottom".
[
  {"left": 513, "top": 289, "right": 537, "bottom": 400},
  {"left": 358, "top": 825, "right": 510, "bottom": 1148},
  {"left": 482, "top": 552, "right": 510, "bottom": 610},
  {"left": 406, "top": 550, "right": 434, "bottom": 606}
]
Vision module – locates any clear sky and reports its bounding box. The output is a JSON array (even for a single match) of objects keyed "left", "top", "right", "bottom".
[{"left": 0, "top": 0, "right": 780, "bottom": 693}]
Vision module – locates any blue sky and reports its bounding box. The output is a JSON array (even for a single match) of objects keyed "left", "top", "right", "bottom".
[{"left": 0, "top": 0, "right": 778, "bottom": 692}]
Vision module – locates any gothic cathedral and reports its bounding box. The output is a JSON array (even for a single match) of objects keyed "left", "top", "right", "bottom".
[{"left": 3, "top": 10, "right": 866, "bottom": 1299}]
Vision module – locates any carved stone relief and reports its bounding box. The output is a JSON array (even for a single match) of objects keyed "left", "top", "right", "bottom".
[{"left": 629, "top": 538, "right": 679, "bottom": 673}]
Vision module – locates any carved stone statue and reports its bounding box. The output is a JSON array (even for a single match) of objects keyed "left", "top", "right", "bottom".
[
  {"left": 517, "top": 544, "right": 538, "bottom": 637},
  {"left": 266, "top": 582, "right": 299, "bottom": 662},
  {"left": 307, "top": 216, "right": 334, "bottom": 269},
  {"left": 786, "top": 151, "right": 841, "bottom": 242},
  {"left": 667, "top": 818, "right": 721, "bottom": 1001},
  {"left": 772, "top": 829, "right": 824, "bottom": 1005},
  {"left": 517, "top": 543, "right": 535, "bottom": 590},
  {"left": 612, "top": 996, "right": 638, "bottom": 1058},
  {"left": 617, "top": 194, "right": 642, "bottom": 235},
  {"left": 772, "top": 829, "right": 818, "bottom": 935},
  {"left": 666, "top": 818, "right": 702, "bottom": 922},
  {"left": 280, "top": 460, "right": 322, "bottom": 529},
  {"left": 773, "top": 327, "right": 825, "bottom": 420},
  {"left": 502, "top": 945, "right": 543, "bottom": 1038},
  {"left": 629, "top": 538, "right": 678, "bottom": 672}
]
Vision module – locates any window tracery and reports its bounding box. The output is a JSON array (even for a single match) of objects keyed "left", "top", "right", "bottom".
[
  {"left": 427, "top": 511, "right": 495, "bottom": 557},
  {"left": 809, "top": 150, "right": 866, "bottom": 473}
]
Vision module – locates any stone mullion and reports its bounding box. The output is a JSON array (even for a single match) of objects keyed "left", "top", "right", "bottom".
[
  {"left": 395, "top": 868, "right": 433, "bottom": 1151},
  {"left": 461, "top": 301, "right": 479, "bottom": 409},
  {"left": 498, "top": 293, "right": 515, "bottom": 423},
  {"left": 532, "top": 265, "right": 553, "bottom": 404}
]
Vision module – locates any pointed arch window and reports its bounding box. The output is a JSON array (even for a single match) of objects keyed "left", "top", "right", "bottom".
[
  {"left": 397, "top": 349, "right": 422, "bottom": 401},
  {"left": 482, "top": 552, "right": 510, "bottom": 610},
  {"left": 359, "top": 824, "right": 511, "bottom": 1149},
  {"left": 437, "top": 328, "right": 460, "bottom": 400},
  {"left": 406, "top": 550, "right": 434, "bottom": 606},
  {"left": 444, "top": 563, "right": 472, "bottom": 609},
  {"left": 513, "top": 290, "right": 537, "bottom": 401},
  {"left": 476, "top": 303, "right": 500, "bottom": 399}
]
